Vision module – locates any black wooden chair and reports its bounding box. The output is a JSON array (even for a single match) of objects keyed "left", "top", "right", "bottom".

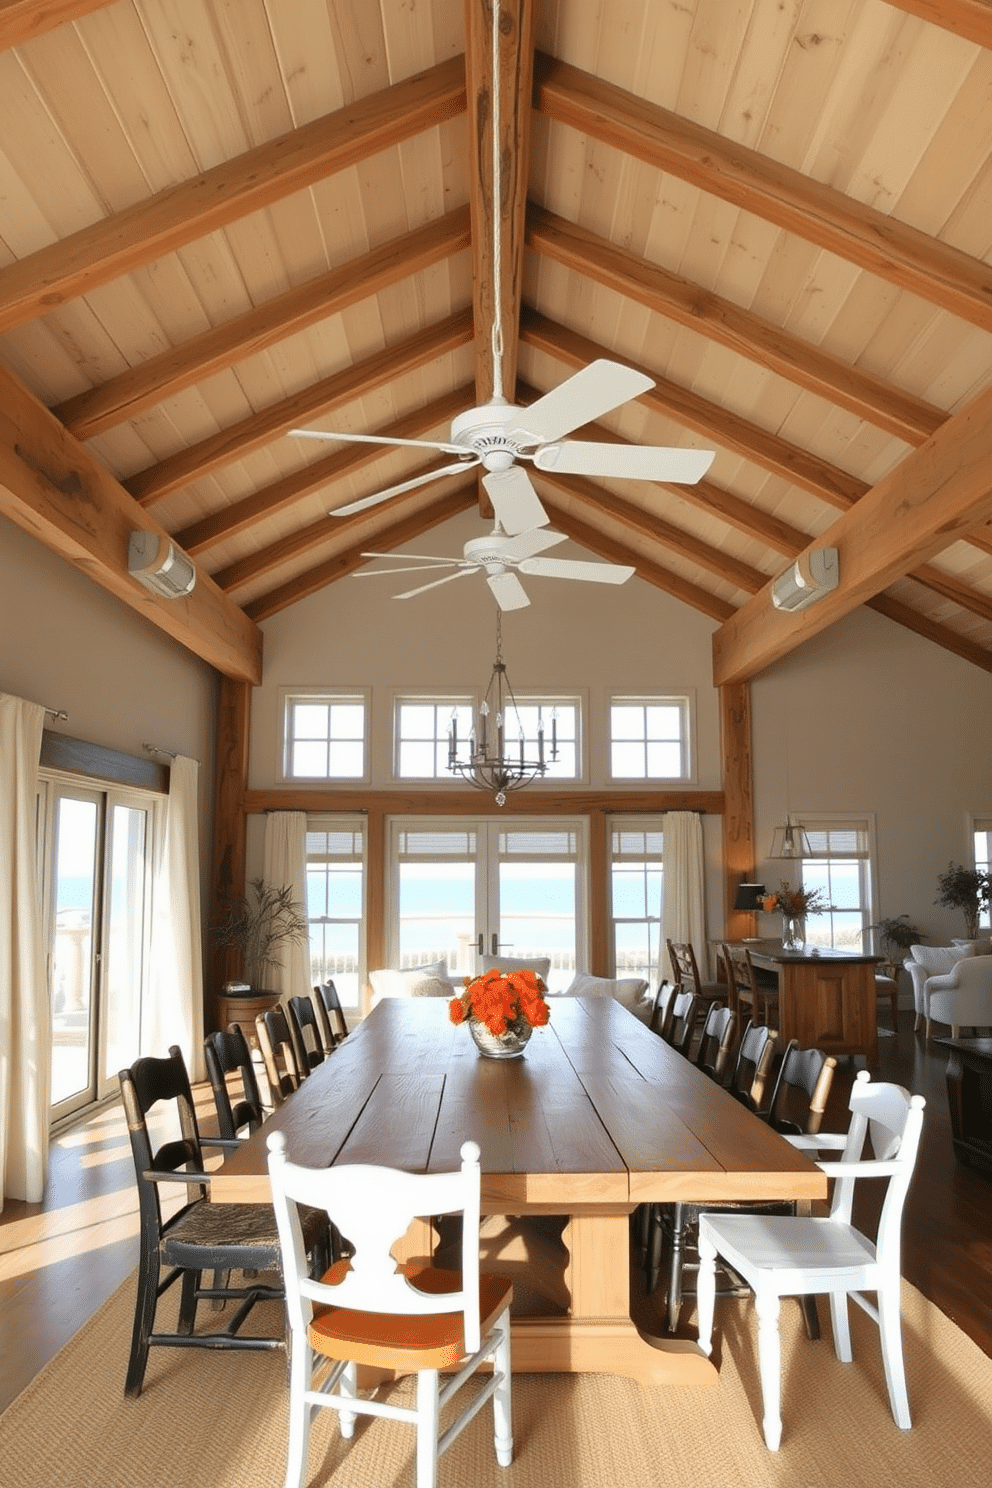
[
  {"left": 287, "top": 994, "right": 326, "bottom": 1072},
  {"left": 694, "top": 1002, "right": 738, "bottom": 1083},
  {"left": 313, "top": 979, "right": 349, "bottom": 1051},
  {"left": 256, "top": 1005, "right": 305, "bottom": 1108},
  {"left": 204, "top": 1024, "right": 266, "bottom": 1140},
  {"left": 727, "top": 1019, "right": 778, "bottom": 1113},
  {"left": 660, "top": 989, "right": 697, "bottom": 1057},
  {"left": 118, "top": 1044, "right": 327, "bottom": 1397}
]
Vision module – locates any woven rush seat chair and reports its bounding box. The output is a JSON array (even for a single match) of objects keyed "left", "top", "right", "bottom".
[
  {"left": 204, "top": 1024, "right": 266, "bottom": 1141},
  {"left": 287, "top": 993, "right": 326, "bottom": 1072},
  {"left": 313, "top": 979, "right": 349, "bottom": 1052},
  {"left": 118, "top": 1044, "right": 327, "bottom": 1398}
]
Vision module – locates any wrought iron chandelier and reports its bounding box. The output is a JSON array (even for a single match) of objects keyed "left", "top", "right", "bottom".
[{"left": 447, "top": 614, "right": 557, "bottom": 806}]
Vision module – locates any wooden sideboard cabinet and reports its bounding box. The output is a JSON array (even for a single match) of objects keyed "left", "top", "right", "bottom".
[
  {"left": 727, "top": 941, "right": 881, "bottom": 1066},
  {"left": 938, "top": 1038, "right": 992, "bottom": 1170}
]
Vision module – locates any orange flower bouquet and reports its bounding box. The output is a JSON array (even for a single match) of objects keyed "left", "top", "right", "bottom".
[{"left": 449, "top": 967, "right": 551, "bottom": 1037}]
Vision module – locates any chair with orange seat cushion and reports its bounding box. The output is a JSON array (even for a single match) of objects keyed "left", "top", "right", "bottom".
[{"left": 266, "top": 1132, "right": 513, "bottom": 1488}]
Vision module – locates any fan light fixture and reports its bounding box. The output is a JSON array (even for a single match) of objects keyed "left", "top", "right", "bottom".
[
  {"left": 768, "top": 817, "right": 812, "bottom": 860},
  {"left": 447, "top": 614, "right": 557, "bottom": 806}
]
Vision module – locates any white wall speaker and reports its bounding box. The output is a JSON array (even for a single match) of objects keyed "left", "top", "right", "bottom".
[
  {"left": 771, "top": 547, "right": 839, "bottom": 612},
  {"left": 128, "top": 531, "right": 197, "bottom": 599}
]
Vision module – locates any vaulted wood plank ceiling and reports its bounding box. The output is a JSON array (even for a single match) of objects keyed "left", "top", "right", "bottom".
[{"left": 2, "top": 0, "right": 992, "bottom": 685}]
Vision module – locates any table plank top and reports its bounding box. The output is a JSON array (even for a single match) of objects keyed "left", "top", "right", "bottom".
[{"left": 211, "top": 996, "right": 825, "bottom": 1209}]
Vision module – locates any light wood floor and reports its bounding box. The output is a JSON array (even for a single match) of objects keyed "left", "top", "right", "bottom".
[{"left": 1, "top": 1013, "right": 988, "bottom": 1416}]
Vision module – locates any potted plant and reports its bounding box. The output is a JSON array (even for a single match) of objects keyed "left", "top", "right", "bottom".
[
  {"left": 866, "top": 914, "right": 925, "bottom": 971},
  {"left": 934, "top": 862, "right": 992, "bottom": 943},
  {"left": 213, "top": 877, "right": 309, "bottom": 993}
]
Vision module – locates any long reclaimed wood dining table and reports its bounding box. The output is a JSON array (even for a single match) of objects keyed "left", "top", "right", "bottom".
[{"left": 210, "top": 995, "right": 826, "bottom": 1388}]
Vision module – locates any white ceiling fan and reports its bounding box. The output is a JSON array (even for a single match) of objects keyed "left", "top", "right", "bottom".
[
  {"left": 288, "top": 0, "right": 715, "bottom": 572},
  {"left": 351, "top": 524, "right": 635, "bottom": 611}
]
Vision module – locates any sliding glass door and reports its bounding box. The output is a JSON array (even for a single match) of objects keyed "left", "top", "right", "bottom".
[{"left": 389, "top": 818, "right": 586, "bottom": 992}]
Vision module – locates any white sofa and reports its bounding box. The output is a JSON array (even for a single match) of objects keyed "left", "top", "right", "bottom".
[{"left": 903, "top": 943, "right": 992, "bottom": 1039}]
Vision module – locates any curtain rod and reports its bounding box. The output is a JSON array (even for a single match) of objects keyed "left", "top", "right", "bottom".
[
  {"left": 44, "top": 706, "right": 68, "bottom": 720},
  {"left": 142, "top": 741, "right": 178, "bottom": 759}
]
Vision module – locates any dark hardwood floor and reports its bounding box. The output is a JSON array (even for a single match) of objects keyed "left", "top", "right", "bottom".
[{"left": 0, "top": 1011, "right": 989, "bottom": 1417}]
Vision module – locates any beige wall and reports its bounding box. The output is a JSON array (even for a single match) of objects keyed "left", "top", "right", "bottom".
[{"left": 0, "top": 514, "right": 218, "bottom": 868}]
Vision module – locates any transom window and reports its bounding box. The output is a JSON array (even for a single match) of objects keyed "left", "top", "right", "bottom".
[
  {"left": 508, "top": 700, "right": 579, "bottom": 780},
  {"left": 396, "top": 699, "right": 474, "bottom": 779},
  {"left": 283, "top": 694, "right": 367, "bottom": 780},
  {"left": 609, "top": 698, "right": 689, "bottom": 780}
]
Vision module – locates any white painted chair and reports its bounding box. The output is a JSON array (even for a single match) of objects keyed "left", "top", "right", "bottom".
[
  {"left": 266, "top": 1132, "right": 513, "bottom": 1488},
  {"left": 696, "top": 1070, "right": 926, "bottom": 1452}
]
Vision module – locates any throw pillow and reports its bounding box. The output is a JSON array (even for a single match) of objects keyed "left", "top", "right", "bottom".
[
  {"left": 562, "top": 972, "right": 653, "bottom": 1022},
  {"left": 368, "top": 960, "right": 454, "bottom": 1004},
  {"left": 909, "top": 944, "right": 973, "bottom": 976},
  {"left": 480, "top": 954, "right": 552, "bottom": 982}
]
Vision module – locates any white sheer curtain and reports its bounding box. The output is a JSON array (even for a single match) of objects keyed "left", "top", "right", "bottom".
[
  {"left": 263, "top": 811, "right": 311, "bottom": 1004},
  {"left": 145, "top": 756, "right": 205, "bottom": 1081},
  {"left": 0, "top": 693, "right": 50, "bottom": 1207},
  {"left": 661, "top": 810, "right": 707, "bottom": 981}
]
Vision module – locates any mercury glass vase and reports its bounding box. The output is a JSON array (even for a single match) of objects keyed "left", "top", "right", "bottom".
[
  {"left": 468, "top": 1017, "right": 533, "bottom": 1058},
  {"left": 781, "top": 914, "right": 806, "bottom": 952}
]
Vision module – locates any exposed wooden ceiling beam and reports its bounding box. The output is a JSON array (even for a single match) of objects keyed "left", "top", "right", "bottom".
[
  {"left": 526, "top": 204, "right": 943, "bottom": 446},
  {"left": 885, "top": 1, "right": 992, "bottom": 51},
  {"left": 464, "top": 0, "right": 535, "bottom": 405},
  {"left": 55, "top": 208, "right": 472, "bottom": 441},
  {"left": 0, "top": 361, "right": 261, "bottom": 683},
  {"left": 711, "top": 377, "right": 992, "bottom": 685},
  {"left": 866, "top": 592, "right": 992, "bottom": 674},
  {"left": 125, "top": 310, "right": 475, "bottom": 507},
  {"left": 0, "top": 0, "right": 109, "bottom": 52},
  {"left": 0, "top": 56, "right": 467, "bottom": 335},
  {"left": 243, "top": 485, "right": 478, "bottom": 623},
  {"left": 177, "top": 387, "right": 473, "bottom": 558},
  {"left": 538, "top": 498, "right": 734, "bottom": 623},
  {"left": 533, "top": 468, "right": 768, "bottom": 595},
  {"left": 520, "top": 307, "right": 868, "bottom": 510},
  {"left": 533, "top": 53, "right": 992, "bottom": 334}
]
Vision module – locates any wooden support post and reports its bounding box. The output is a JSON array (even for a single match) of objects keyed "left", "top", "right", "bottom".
[
  {"left": 720, "top": 682, "right": 758, "bottom": 942},
  {"left": 209, "top": 676, "right": 252, "bottom": 1025}
]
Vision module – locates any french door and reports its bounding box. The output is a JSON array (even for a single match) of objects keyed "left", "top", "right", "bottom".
[
  {"left": 388, "top": 817, "right": 587, "bottom": 993},
  {"left": 41, "top": 779, "right": 154, "bottom": 1123}
]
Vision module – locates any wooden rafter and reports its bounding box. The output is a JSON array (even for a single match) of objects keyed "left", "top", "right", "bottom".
[
  {"left": 526, "top": 205, "right": 943, "bottom": 446},
  {"left": 243, "top": 484, "right": 478, "bottom": 623},
  {"left": 711, "top": 377, "right": 992, "bottom": 684},
  {"left": 0, "top": 56, "right": 467, "bottom": 335},
  {"left": 125, "top": 311, "right": 475, "bottom": 506},
  {"left": 176, "top": 387, "right": 474, "bottom": 559},
  {"left": 0, "top": 0, "right": 109, "bottom": 53},
  {"left": 0, "top": 362, "right": 261, "bottom": 682},
  {"left": 885, "top": 1, "right": 992, "bottom": 51},
  {"left": 464, "top": 0, "right": 535, "bottom": 406},
  {"left": 532, "top": 53, "right": 992, "bottom": 334},
  {"left": 55, "top": 208, "right": 472, "bottom": 441}
]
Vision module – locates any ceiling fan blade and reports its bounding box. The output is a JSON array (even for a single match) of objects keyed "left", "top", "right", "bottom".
[
  {"left": 360, "top": 550, "right": 467, "bottom": 563},
  {"left": 332, "top": 460, "right": 477, "bottom": 516},
  {"left": 395, "top": 568, "right": 478, "bottom": 600},
  {"left": 518, "top": 557, "right": 635, "bottom": 585},
  {"left": 496, "top": 528, "right": 568, "bottom": 562},
  {"left": 481, "top": 467, "right": 549, "bottom": 534},
  {"left": 352, "top": 562, "right": 458, "bottom": 578},
  {"left": 291, "top": 427, "right": 467, "bottom": 457},
  {"left": 511, "top": 360, "right": 655, "bottom": 445},
  {"left": 533, "top": 441, "right": 715, "bottom": 484},
  {"left": 487, "top": 571, "right": 530, "bottom": 610}
]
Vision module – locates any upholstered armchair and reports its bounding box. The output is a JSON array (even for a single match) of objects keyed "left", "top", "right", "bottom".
[
  {"left": 921, "top": 955, "right": 992, "bottom": 1040},
  {"left": 903, "top": 944, "right": 973, "bottom": 1033}
]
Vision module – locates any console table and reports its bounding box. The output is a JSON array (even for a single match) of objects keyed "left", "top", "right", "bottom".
[
  {"left": 728, "top": 940, "right": 881, "bottom": 1065},
  {"left": 938, "top": 1038, "right": 992, "bottom": 1170}
]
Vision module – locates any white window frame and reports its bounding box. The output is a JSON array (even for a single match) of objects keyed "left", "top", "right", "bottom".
[
  {"left": 281, "top": 690, "right": 370, "bottom": 782},
  {"left": 608, "top": 815, "right": 664, "bottom": 988},
  {"left": 502, "top": 693, "right": 584, "bottom": 784},
  {"left": 797, "top": 814, "right": 876, "bottom": 952},
  {"left": 608, "top": 695, "right": 692, "bottom": 782},
  {"left": 393, "top": 695, "right": 476, "bottom": 780},
  {"left": 305, "top": 816, "right": 366, "bottom": 1014},
  {"left": 972, "top": 816, "right": 992, "bottom": 929}
]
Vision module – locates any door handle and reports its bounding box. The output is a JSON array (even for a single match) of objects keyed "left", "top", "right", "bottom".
[
  {"left": 477, "top": 932, "right": 484, "bottom": 954},
  {"left": 491, "top": 933, "right": 499, "bottom": 955}
]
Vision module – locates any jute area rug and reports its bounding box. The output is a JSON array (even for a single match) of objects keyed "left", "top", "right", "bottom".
[{"left": 2, "top": 1275, "right": 990, "bottom": 1488}]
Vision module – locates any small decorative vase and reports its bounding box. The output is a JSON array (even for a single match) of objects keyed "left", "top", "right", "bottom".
[
  {"left": 468, "top": 1017, "right": 533, "bottom": 1059},
  {"left": 782, "top": 914, "right": 806, "bottom": 952}
]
